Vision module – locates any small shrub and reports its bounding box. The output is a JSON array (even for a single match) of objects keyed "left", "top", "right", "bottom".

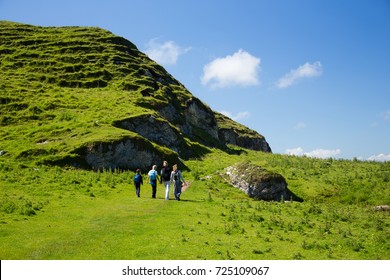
[
  {"left": 292, "top": 252, "right": 304, "bottom": 260},
  {"left": 253, "top": 249, "right": 264, "bottom": 255},
  {"left": 18, "top": 200, "right": 36, "bottom": 216},
  {"left": 207, "top": 191, "right": 213, "bottom": 202},
  {"left": 58, "top": 110, "right": 74, "bottom": 121},
  {"left": 250, "top": 214, "right": 265, "bottom": 223},
  {"left": 0, "top": 198, "right": 17, "bottom": 214}
]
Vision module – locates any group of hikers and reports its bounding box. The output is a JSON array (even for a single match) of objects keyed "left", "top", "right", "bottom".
[{"left": 133, "top": 161, "right": 187, "bottom": 201}]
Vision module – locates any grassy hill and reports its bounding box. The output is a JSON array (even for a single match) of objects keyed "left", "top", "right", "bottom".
[
  {"left": 0, "top": 21, "right": 389, "bottom": 260},
  {"left": 0, "top": 20, "right": 269, "bottom": 170}
]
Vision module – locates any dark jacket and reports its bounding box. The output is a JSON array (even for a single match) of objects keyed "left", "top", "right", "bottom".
[{"left": 160, "top": 166, "right": 171, "bottom": 183}]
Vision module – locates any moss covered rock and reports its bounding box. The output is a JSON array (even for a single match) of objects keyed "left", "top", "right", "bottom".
[{"left": 223, "top": 161, "right": 302, "bottom": 201}]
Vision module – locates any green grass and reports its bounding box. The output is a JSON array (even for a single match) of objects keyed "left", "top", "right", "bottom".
[{"left": 0, "top": 150, "right": 389, "bottom": 260}]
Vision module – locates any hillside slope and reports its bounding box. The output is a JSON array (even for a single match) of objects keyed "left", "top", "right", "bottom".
[{"left": 0, "top": 21, "right": 271, "bottom": 170}]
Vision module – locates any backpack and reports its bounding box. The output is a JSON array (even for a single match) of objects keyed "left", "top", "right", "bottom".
[
  {"left": 134, "top": 174, "right": 141, "bottom": 184},
  {"left": 150, "top": 171, "right": 157, "bottom": 180}
]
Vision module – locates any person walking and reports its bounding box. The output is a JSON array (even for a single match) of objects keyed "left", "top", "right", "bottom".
[
  {"left": 160, "top": 161, "right": 171, "bottom": 200},
  {"left": 148, "top": 165, "right": 159, "bottom": 198},
  {"left": 170, "top": 164, "right": 186, "bottom": 201},
  {"left": 133, "top": 169, "right": 143, "bottom": 197}
]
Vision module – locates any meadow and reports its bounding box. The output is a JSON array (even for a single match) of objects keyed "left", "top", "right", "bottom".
[{"left": 0, "top": 149, "right": 389, "bottom": 260}]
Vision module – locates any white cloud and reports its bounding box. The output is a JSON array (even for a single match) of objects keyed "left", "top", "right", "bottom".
[
  {"left": 277, "top": 61, "right": 323, "bottom": 89},
  {"left": 201, "top": 49, "right": 260, "bottom": 88},
  {"left": 305, "top": 148, "right": 341, "bottom": 159},
  {"left": 367, "top": 153, "right": 390, "bottom": 162},
  {"left": 286, "top": 147, "right": 305, "bottom": 156},
  {"left": 219, "top": 110, "right": 251, "bottom": 121},
  {"left": 144, "top": 39, "right": 191, "bottom": 65},
  {"left": 286, "top": 147, "right": 341, "bottom": 159}
]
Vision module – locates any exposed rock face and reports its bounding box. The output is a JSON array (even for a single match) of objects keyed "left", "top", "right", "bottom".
[
  {"left": 156, "top": 97, "right": 221, "bottom": 148},
  {"left": 218, "top": 128, "right": 272, "bottom": 152},
  {"left": 112, "top": 114, "right": 211, "bottom": 160},
  {"left": 215, "top": 112, "right": 272, "bottom": 152},
  {"left": 76, "top": 137, "right": 181, "bottom": 171},
  {"left": 183, "top": 97, "right": 219, "bottom": 142},
  {"left": 223, "top": 161, "right": 302, "bottom": 202},
  {"left": 113, "top": 115, "right": 185, "bottom": 154}
]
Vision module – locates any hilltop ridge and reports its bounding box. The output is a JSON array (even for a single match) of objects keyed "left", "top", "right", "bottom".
[{"left": 0, "top": 21, "right": 271, "bottom": 170}]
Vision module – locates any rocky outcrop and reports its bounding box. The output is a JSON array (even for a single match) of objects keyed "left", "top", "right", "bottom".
[
  {"left": 112, "top": 114, "right": 211, "bottom": 159},
  {"left": 75, "top": 136, "right": 182, "bottom": 171},
  {"left": 218, "top": 128, "right": 272, "bottom": 152},
  {"left": 156, "top": 97, "right": 222, "bottom": 148},
  {"left": 183, "top": 97, "right": 220, "bottom": 142},
  {"left": 222, "top": 161, "right": 302, "bottom": 201},
  {"left": 215, "top": 112, "right": 272, "bottom": 152},
  {"left": 113, "top": 114, "right": 186, "bottom": 154}
]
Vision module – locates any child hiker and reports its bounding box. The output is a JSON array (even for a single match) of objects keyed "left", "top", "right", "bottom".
[
  {"left": 148, "top": 165, "right": 159, "bottom": 198},
  {"left": 133, "top": 169, "right": 143, "bottom": 197}
]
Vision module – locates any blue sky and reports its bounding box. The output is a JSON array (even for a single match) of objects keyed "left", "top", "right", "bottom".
[{"left": 1, "top": 0, "right": 389, "bottom": 161}]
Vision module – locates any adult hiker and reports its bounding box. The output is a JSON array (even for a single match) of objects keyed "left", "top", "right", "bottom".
[
  {"left": 170, "top": 164, "right": 186, "bottom": 201},
  {"left": 148, "top": 165, "right": 159, "bottom": 198},
  {"left": 160, "top": 161, "right": 171, "bottom": 200},
  {"left": 133, "top": 169, "right": 143, "bottom": 197}
]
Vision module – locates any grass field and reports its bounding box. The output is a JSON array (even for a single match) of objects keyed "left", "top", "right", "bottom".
[{"left": 1, "top": 150, "right": 389, "bottom": 260}]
